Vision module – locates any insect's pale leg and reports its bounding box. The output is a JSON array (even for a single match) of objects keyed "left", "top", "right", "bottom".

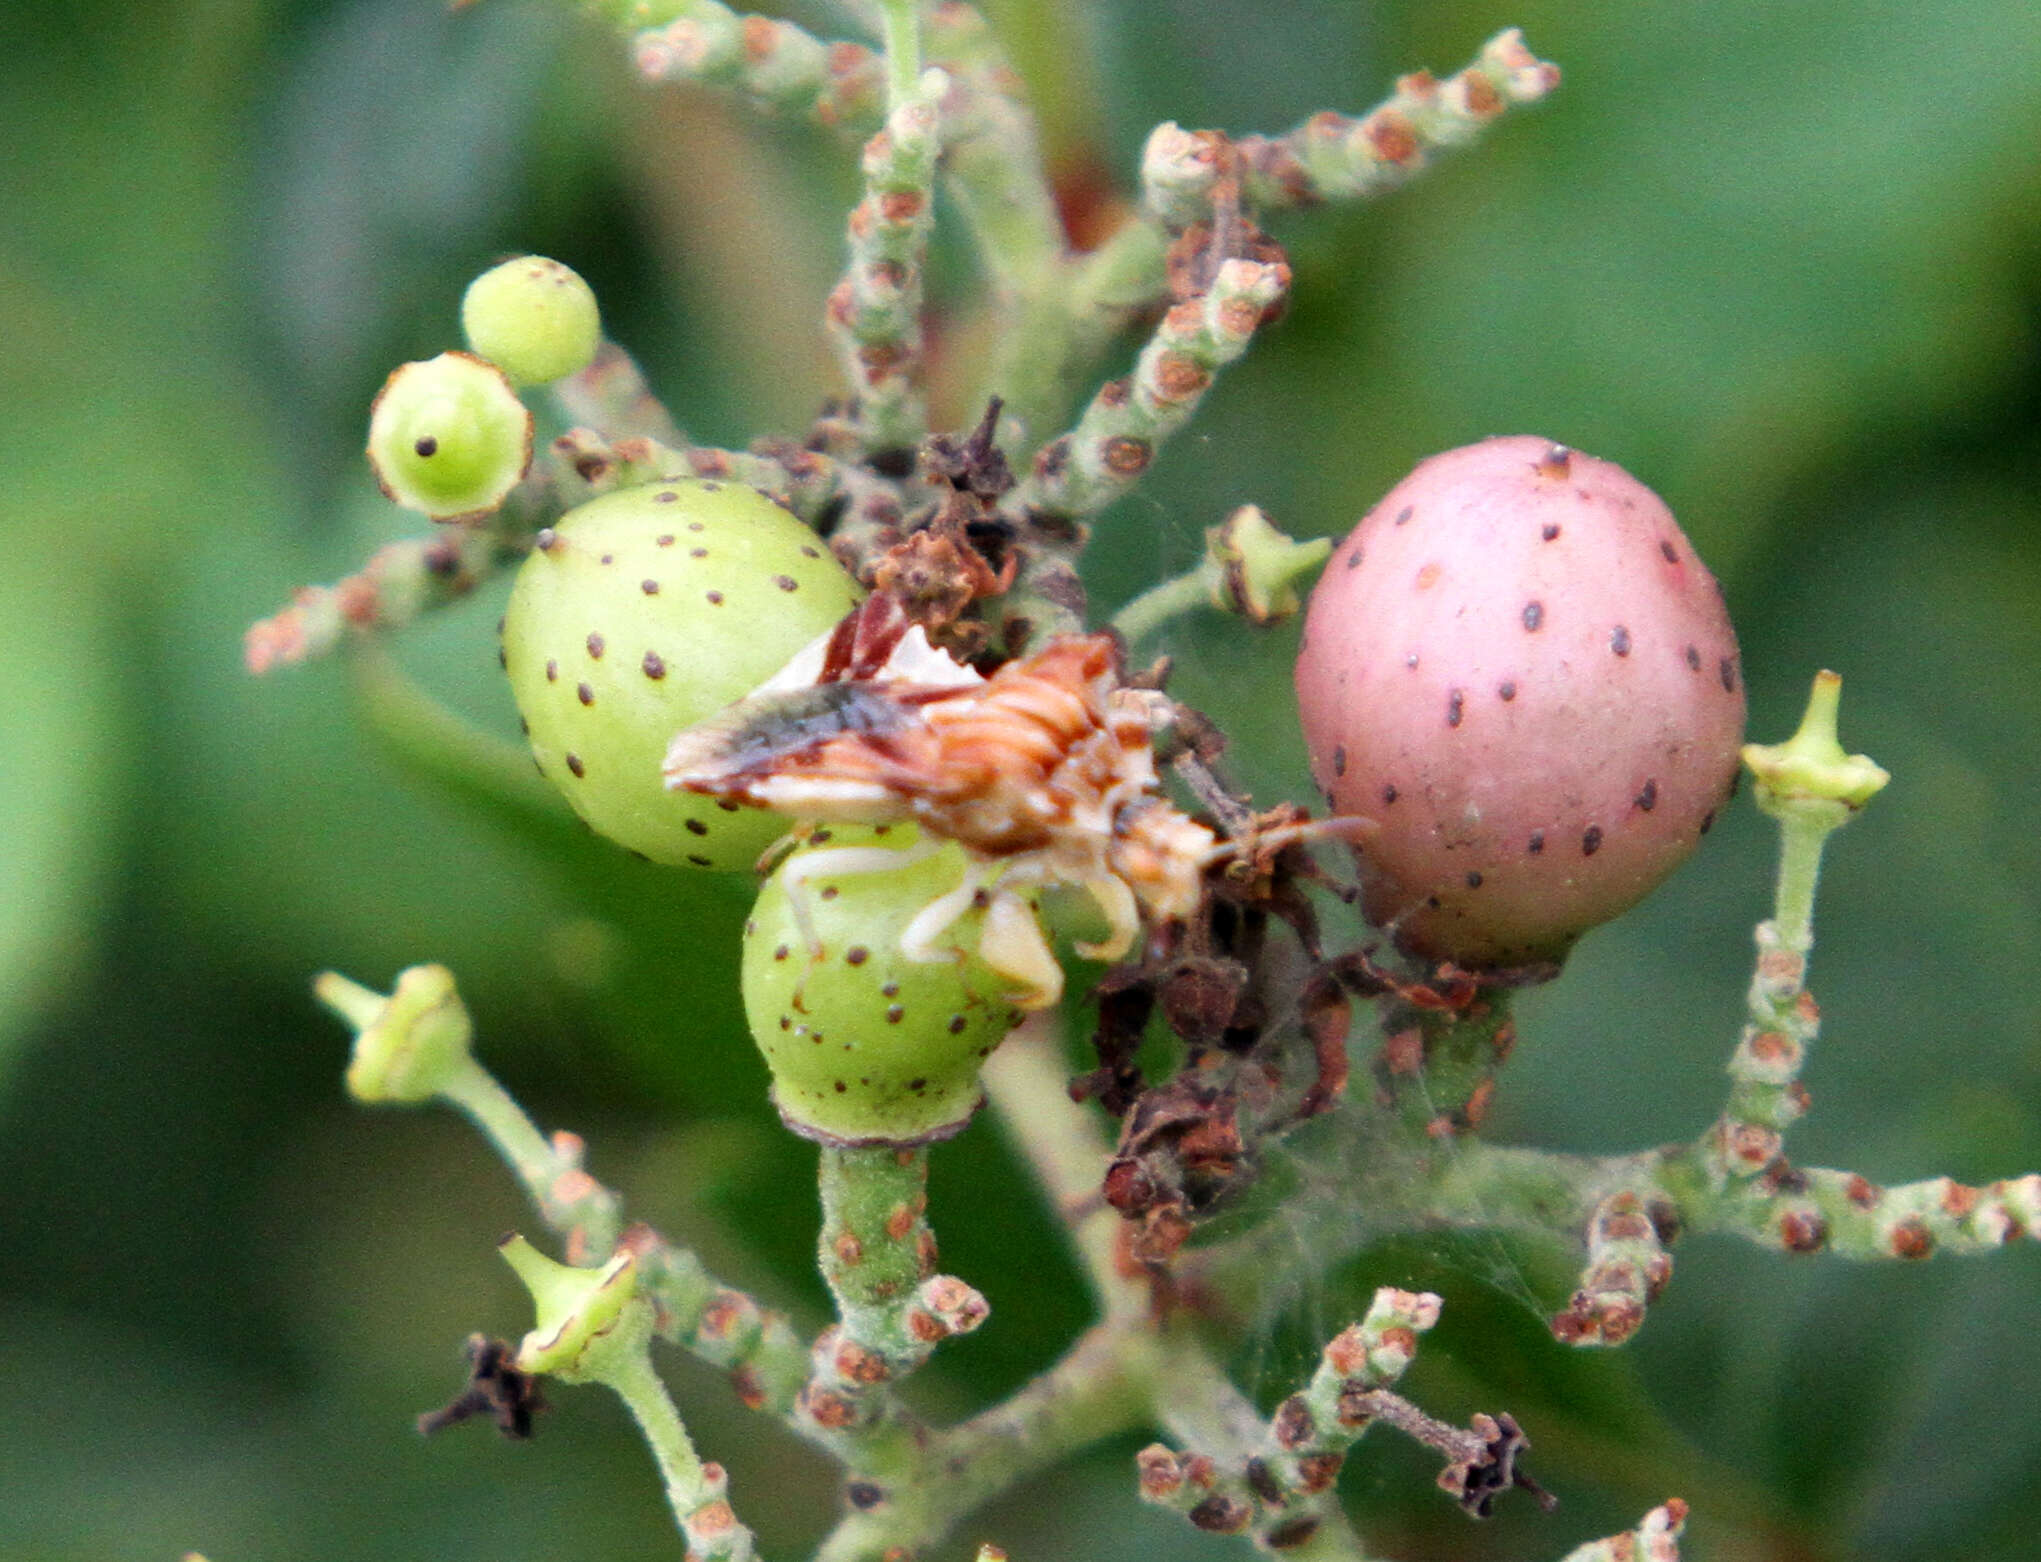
[
  {"left": 980, "top": 889, "right": 1064, "bottom": 1010},
  {"left": 1073, "top": 874, "right": 1140, "bottom": 961}
]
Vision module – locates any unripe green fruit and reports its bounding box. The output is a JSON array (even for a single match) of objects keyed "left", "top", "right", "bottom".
[
  {"left": 502, "top": 481, "right": 862, "bottom": 867},
  {"left": 742, "top": 828, "right": 1030, "bottom": 1146},
  {"left": 367, "top": 351, "right": 533, "bottom": 519},
  {"left": 461, "top": 255, "right": 602, "bottom": 386}
]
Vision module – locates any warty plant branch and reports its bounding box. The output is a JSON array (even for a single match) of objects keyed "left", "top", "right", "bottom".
[
  {"left": 1011, "top": 254, "right": 1288, "bottom": 522},
  {"left": 1141, "top": 30, "right": 1560, "bottom": 226},
  {"left": 827, "top": 68, "right": 947, "bottom": 454},
  {"left": 630, "top": 2, "right": 886, "bottom": 132}
]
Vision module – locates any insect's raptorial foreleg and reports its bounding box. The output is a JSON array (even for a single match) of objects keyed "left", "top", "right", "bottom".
[
  {"left": 980, "top": 888, "right": 1064, "bottom": 1011},
  {"left": 898, "top": 855, "right": 992, "bottom": 967},
  {"left": 1074, "top": 874, "right": 1140, "bottom": 962}
]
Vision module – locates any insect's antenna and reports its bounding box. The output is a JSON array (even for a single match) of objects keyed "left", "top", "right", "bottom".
[{"left": 1196, "top": 814, "right": 1375, "bottom": 868}]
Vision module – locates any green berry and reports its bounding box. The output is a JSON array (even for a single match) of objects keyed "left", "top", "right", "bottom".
[
  {"left": 742, "top": 828, "right": 1030, "bottom": 1146},
  {"left": 461, "top": 255, "right": 603, "bottom": 386},
  {"left": 367, "top": 350, "right": 533, "bottom": 519},
  {"left": 502, "top": 480, "right": 862, "bottom": 868}
]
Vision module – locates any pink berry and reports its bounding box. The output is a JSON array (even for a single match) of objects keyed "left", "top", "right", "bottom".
[{"left": 1294, "top": 436, "right": 1745, "bottom": 971}]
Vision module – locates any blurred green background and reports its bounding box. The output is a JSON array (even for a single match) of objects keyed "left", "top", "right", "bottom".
[{"left": 1, "top": 0, "right": 2037, "bottom": 1558}]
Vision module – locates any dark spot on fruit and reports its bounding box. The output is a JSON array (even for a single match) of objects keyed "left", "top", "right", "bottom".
[
  {"left": 1522, "top": 601, "right": 1544, "bottom": 631},
  {"left": 1394, "top": 505, "right": 1413, "bottom": 526},
  {"left": 1425, "top": 895, "right": 1442, "bottom": 908},
  {"left": 1415, "top": 562, "right": 1441, "bottom": 590},
  {"left": 774, "top": 945, "right": 789, "bottom": 961},
  {"left": 1446, "top": 689, "right": 1464, "bottom": 727},
  {"left": 744, "top": 919, "right": 756, "bottom": 935},
  {"left": 497, "top": 646, "right": 507, "bottom": 669},
  {"left": 1611, "top": 624, "right": 1631, "bottom": 656},
  {"left": 802, "top": 545, "right": 821, "bottom": 558},
  {"left": 1345, "top": 549, "right": 1362, "bottom": 570},
  {"left": 1719, "top": 656, "right": 1737, "bottom": 692},
  {"left": 688, "top": 521, "right": 704, "bottom": 532},
  {"left": 812, "top": 829, "right": 833, "bottom": 843},
  {"left": 1660, "top": 540, "right": 1678, "bottom": 563},
  {"left": 654, "top": 490, "right": 678, "bottom": 503},
  {"left": 656, "top": 534, "right": 675, "bottom": 547},
  {"left": 948, "top": 1015, "right": 967, "bottom": 1034},
  {"left": 886, "top": 1005, "right": 905, "bottom": 1024},
  {"left": 566, "top": 752, "right": 585, "bottom": 778},
  {"left": 1535, "top": 444, "right": 1572, "bottom": 477},
  {"left": 779, "top": 1015, "right": 790, "bottom": 1030},
  {"left": 687, "top": 853, "right": 711, "bottom": 866},
  {"left": 846, "top": 946, "right": 869, "bottom": 965},
  {"left": 1497, "top": 680, "right": 1516, "bottom": 701},
  {"left": 821, "top": 886, "right": 839, "bottom": 900},
  {"left": 577, "top": 682, "right": 594, "bottom": 705},
  {"left": 1636, "top": 780, "right": 1658, "bottom": 811},
  {"left": 536, "top": 528, "right": 557, "bottom": 552},
  {"left": 1686, "top": 644, "right": 1702, "bottom": 671},
  {"left": 686, "top": 818, "right": 708, "bottom": 836},
  {"left": 776, "top": 575, "right": 800, "bottom": 591},
  {"left": 518, "top": 717, "right": 529, "bottom": 735},
  {"left": 874, "top": 824, "right": 891, "bottom": 835},
  {"left": 545, "top": 659, "right": 558, "bottom": 682},
  {"left": 1332, "top": 745, "right": 1346, "bottom": 777},
  {"left": 834, "top": 1081, "right": 847, "bottom": 1092},
  {"left": 642, "top": 579, "right": 661, "bottom": 595},
  {"left": 414, "top": 435, "right": 438, "bottom": 457},
  {"left": 1700, "top": 809, "right": 1716, "bottom": 835},
  {"left": 1541, "top": 523, "right": 1560, "bottom": 541},
  {"left": 1582, "top": 825, "right": 1603, "bottom": 856},
  {"left": 1465, "top": 870, "right": 1483, "bottom": 888},
  {"left": 1528, "top": 830, "right": 1545, "bottom": 854},
  {"left": 718, "top": 799, "right": 740, "bottom": 811},
  {"left": 643, "top": 651, "right": 666, "bottom": 679},
  {"left": 601, "top": 553, "right": 614, "bottom": 565},
  {"left": 701, "top": 481, "right": 722, "bottom": 492},
  {"left": 586, "top": 632, "right": 605, "bottom": 658},
  {"left": 1382, "top": 783, "right": 1398, "bottom": 805},
  {"left": 690, "top": 547, "right": 708, "bottom": 558},
  {"left": 707, "top": 591, "right": 724, "bottom": 605}
]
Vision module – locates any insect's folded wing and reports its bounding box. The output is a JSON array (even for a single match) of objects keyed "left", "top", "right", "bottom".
[{"left": 664, "top": 681, "right": 957, "bottom": 821}]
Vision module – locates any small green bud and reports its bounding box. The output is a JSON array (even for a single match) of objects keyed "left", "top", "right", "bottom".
[
  {"left": 1206, "top": 504, "right": 1330, "bottom": 624},
  {"left": 499, "top": 1235, "right": 648, "bottom": 1384},
  {"left": 316, "top": 964, "right": 475, "bottom": 1104},
  {"left": 1743, "top": 670, "right": 1889, "bottom": 821},
  {"left": 461, "top": 256, "right": 603, "bottom": 386},
  {"left": 367, "top": 350, "right": 533, "bottom": 520},
  {"left": 742, "top": 828, "right": 1030, "bottom": 1146}
]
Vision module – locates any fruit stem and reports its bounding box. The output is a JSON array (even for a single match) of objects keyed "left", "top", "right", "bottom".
[
  {"left": 1705, "top": 672, "right": 1889, "bottom": 1183},
  {"left": 1383, "top": 988, "right": 1516, "bottom": 1139},
  {"left": 877, "top": 0, "right": 922, "bottom": 108},
  {"left": 818, "top": 1143, "right": 937, "bottom": 1348},
  {"left": 1112, "top": 505, "right": 1330, "bottom": 645}
]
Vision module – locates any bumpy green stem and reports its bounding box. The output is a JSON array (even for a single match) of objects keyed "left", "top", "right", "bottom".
[
  {"left": 629, "top": 2, "right": 885, "bottom": 132},
  {"left": 549, "top": 340, "right": 686, "bottom": 446},
  {"left": 1142, "top": 30, "right": 1560, "bottom": 225},
  {"left": 243, "top": 499, "right": 538, "bottom": 674},
  {"left": 1706, "top": 671, "right": 1890, "bottom": 1184},
  {"left": 1139, "top": 1288, "right": 1441, "bottom": 1552},
  {"left": 603, "top": 1346, "right": 756, "bottom": 1558},
  {"left": 1012, "top": 255, "right": 1288, "bottom": 521},
  {"left": 438, "top": 1061, "right": 626, "bottom": 1261},
  {"left": 827, "top": 63, "right": 945, "bottom": 454}
]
